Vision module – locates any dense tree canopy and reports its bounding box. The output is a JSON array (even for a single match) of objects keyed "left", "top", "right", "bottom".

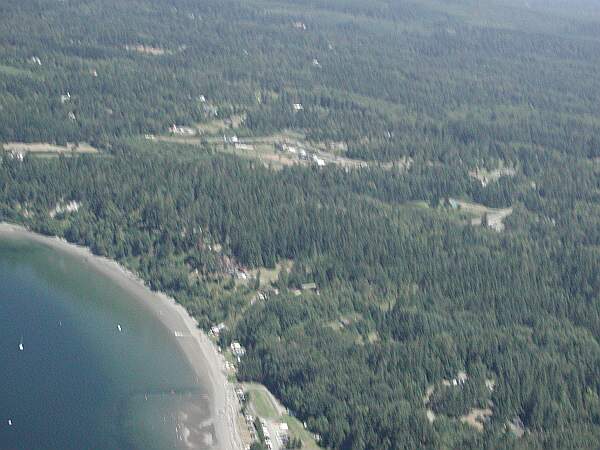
[{"left": 2, "top": 0, "right": 600, "bottom": 449}]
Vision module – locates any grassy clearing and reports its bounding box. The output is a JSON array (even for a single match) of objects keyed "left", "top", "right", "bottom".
[
  {"left": 248, "top": 260, "right": 293, "bottom": 287},
  {"left": 449, "top": 198, "right": 513, "bottom": 231},
  {"left": 196, "top": 114, "right": 246, "bottom": 135},
  {"left": 4, "top": 142, "right": 99, "bottom": 154},
  {"left": 244, "top": 384, "right": 280, "bottom": 419}
]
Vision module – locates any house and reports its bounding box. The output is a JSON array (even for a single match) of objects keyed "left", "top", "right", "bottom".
[
  {"left": 312, "top": 58, "right": 320, "bottom": 67},
  {"left": 235, "top": 143, "right": 254, "bottom": 151},
  {"left": 301, "top": 282, "right": 318, "bottom": 291},
  {"left": 311, "top": 154, "right": 325, "bottom": 167},
  {"left": 223, "top": 135, "right": 239, "bottom": 144},
  {"left": 235, "top": 387, "right": 245, "bottom": 401},
  {"left": 60, "top": 92, "right": 71, "bottom": 103},
  {"left": 276, "top": 142, "right": 300, "bottom": 154},
  {"left": 210, "top": 322, "right": 227, "bottom": 336},
  {"left": 29, "top": 56, "right": 42, "bottom": 65},
  {"left": 292, "top": 103, "right": 304, "bottom": 111},
  {"left": 230, "top": 341, "right": 246, "bottom": 357}
]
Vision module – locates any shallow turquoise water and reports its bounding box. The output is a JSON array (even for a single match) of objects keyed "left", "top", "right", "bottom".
[{"left": 0, "top": 236, "right": 210, "bottom": 449}]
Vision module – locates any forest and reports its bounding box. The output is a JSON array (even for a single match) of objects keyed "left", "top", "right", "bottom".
[{"left": 2, "top": 0, "right": 600, "bottom": 449}]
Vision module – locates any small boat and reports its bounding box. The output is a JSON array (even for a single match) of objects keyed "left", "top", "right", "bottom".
[
  {"left": 18, "top": 337, "right": 23, "bottom": 351},
  {"left": 8, "top": 419, "right": 12, "bottom": 426},
  {"left": 117, "top": 324, "right": 122, "bottom": 332}
]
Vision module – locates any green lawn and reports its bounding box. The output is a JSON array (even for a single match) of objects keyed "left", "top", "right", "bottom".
[{"left": 246, "top": 385, "right": 279, "bottom": 419}]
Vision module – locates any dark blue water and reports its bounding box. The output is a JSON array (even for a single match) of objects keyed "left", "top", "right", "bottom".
[{"left": 0, "top": 236, "right": 209, "bottom": 449}]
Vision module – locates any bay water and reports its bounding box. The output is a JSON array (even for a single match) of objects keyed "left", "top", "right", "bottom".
[{"left": 0, "top": 235, "right": 211, "bottom": 449}]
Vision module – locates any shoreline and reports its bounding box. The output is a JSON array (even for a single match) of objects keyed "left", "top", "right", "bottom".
[{"left": 0, "top": 222, "right": 244, "bottom": 450}]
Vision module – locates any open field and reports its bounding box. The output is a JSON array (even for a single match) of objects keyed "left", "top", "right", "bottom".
[
  {"left": 243, "top": 383, "right": 284, "bottom": 419},
  {"left": 124, "top": 44, "right": 169, "bottom": 55},
  {"left": 196, "top": 115, "right": 246, "bottom": 135},
  {"left": 3, "top": 142, "right": 99, "bottom": 155}
]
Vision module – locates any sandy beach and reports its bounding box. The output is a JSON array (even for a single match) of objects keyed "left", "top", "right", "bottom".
[{"left": 0, "top": 222, "right": 244, "bottom": 450}]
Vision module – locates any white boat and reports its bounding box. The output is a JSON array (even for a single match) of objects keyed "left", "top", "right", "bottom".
[
  {"left": 117, "top": 324, "right": 122, "bottom": 332},
  {"left": 18, "top": 337, "right": 23, "bottom": 351},
  {"left": 8, "top": 419, "right": 12, "bottom": 426}
]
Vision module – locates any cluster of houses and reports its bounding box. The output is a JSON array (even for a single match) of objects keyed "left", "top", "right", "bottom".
[
  {"left": 169, "top": 124, "right": 196, "bottom": 136},
  {"left": 224, "top": 360, "right": 237, "bottom": 374},
  {"left": 4, "top": 150, "right": 24, "bottom": 162},
  {"left": 220, "top": 256, "right": 251, "bottom": 281},
  {"left": 469, "top": 166, "right": 516, "bottom": 187},
  {"left": 292, "top": 21, "right": 307, "bottom": 30},
  {"left": 222, "top": 135, "right": 254, "bottom": 151},
  {"left": 49, "top": 200, "right": 80, "bottom": 218},
  {"left": 441, "top": 371, "right": 468, "bottom": 387},
  {"left": 258, "top": 418, "right": 287, "bottom": 450},
  {"left": 275, "top": 142, "right": 325, "bottom": 167}
]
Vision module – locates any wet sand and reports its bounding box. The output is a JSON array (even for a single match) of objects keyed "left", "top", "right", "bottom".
[{"left": 0, "top": 223, "right": 243, "bottom": 450}]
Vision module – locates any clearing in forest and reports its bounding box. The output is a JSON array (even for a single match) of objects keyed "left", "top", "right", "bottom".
[
  {"left": 449, "top": 198, "right": 513, "bottom": 231},
  {"left": 243, "top": 382, "right": 322, "bottom": 450},
  {"left": 3, "top": 142, "right": 99, "bottom": 155},
  {"left": 460, "top": 407, "right": 493, "bottom": 431}
]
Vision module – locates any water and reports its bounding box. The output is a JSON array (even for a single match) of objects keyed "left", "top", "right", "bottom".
[{"left": 0, "top": 235, "right": 212, "bottom": 449}]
